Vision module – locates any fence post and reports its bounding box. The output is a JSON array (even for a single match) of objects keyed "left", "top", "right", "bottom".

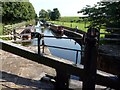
[
  {"left": 31, "top": 32, "right": 41, "bottom": 54},
  {"left": 41, "top": 34, "right": 45, "bottom": 53},
  {"left": 76, "top": 50, "right": 78, "bottom": 64},
  {"left": 38, "top": 34, "right": 41, "bottom": 54},
  {"left": 80, "top": 45, "right": 85, "bottom": 64},
  {"left": 82, "top": 27, "right": 99, "bottom": 90},
  {"left": 13, "top": 29, "right": 16, "bottom": 41},
  {"left": 55, "top": 69, "right": 70, "bottom": 89}
]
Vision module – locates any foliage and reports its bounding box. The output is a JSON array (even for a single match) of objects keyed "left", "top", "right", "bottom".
[
  {"left": 78, "top": 1, "right": 120, "bottom": 29},
  {"left": 0, "top": 23, "right": 3, "bottom": 35},
  {"left": 47, "top": 9, "right": 52, "bottom": 20},
  {"left": 2, "top": 2, "right": 36, "bottom": 24},
  {"left": 52, "top": 8, "right": 60, "bottom": 20},
  {"left": 39, "top": 8, "right": 61, "bottom": 21},
  {"left": 58, "top": 16, "right": 85, "bottom": 22},
  {"left": 39, "top": 9, "right": 48, "bottom": 19}
]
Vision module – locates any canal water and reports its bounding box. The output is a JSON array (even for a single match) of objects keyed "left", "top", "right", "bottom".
[{"left": 32, "top": 23, "right": 81, "bottom": 64}]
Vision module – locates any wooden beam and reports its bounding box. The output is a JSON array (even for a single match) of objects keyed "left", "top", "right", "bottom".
[{"left": 12, "top": 40, "right": 32, "bottom": 43}]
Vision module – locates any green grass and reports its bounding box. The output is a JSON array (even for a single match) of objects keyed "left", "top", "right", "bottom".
[
  {"left": 0, "top": 23, "right": 3, "bottom": 35},
  {"left": 12, "top": 20, "right": 35, "bottom": 29},
  {"left": 59, "top": 16, "right": 87, "bottom": 22},
  {"left": 100, "top": 29, "right": 106, "bottom": 38},
  {"left": 59, "top": 16, "right": 80, "bottom": 22}
]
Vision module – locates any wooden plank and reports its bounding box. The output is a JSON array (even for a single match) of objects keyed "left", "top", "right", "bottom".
[
  {"left": 64, "top": 29, "right": 83, "bottom": 46},
  {"left": 107, "top": 28, "right": 120, "bottom": 30},
  {"left": 13, "top": 33, "right": 31, "bottom": 36},
  {"left": 100, "top": 38, "right": 120, "bottom": 41},
  {"left": 63, "top": 26, "right": 86, "bottom": 34},
  {"left": 0, "top": 35, "right": 13, "bottom": 37},
  {"left": 15, "top": 26, "right": 41, "bottom": 30},
  {"left": 12, "top": 40, "right": 32, "bottom": 43},
  {"left": 64, "top": 29, "right": 83, "bottom": 37}
]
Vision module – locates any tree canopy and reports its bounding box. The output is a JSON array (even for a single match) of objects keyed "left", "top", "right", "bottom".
[
  {"left": 39, "top": 9, "right": 48, "bottom": 19},
  {"left": 2, "top": 2, "right": 36, "bottom": 24},
  {"left": 78, "top": 1, "right": 120, "bottom": 28},
  {"left": 39, "top": 8, "right": 61, "bottom": 21}
]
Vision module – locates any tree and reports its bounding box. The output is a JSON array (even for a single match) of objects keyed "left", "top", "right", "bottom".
[
  {"left": 27, "top": 2, "right": 36, "bottom": 20},
  {"left": 78, "top": 1, "right": 120, "bottom": 29},
  {"left": 39, "top": 9, "right": 48, "bottom": 19},
  {"left": 38, "top": 8, "right": 61, "bottom": 21},
  {"left": 2, "top": 2, "right": 36, "bottom": 24},
  {"left": 50, "top": 8, "right": 61, "bottom": 20},
  {"left": 47, "top": 9, "right": 52, "bottom": 20},
  {"left": 53, "top": 8, "right": 60, "bottom": 20}
]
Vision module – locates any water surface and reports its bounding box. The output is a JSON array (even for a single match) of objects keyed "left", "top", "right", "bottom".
[{"left": 32, "top": 24, "right": 81, "bottom": 64}]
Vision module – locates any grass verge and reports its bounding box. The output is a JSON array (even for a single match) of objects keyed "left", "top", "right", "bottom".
[{"left": 0, "top": 23, "right": 3, "bottom": 35}]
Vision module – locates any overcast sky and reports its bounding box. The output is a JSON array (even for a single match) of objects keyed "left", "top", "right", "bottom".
[{"left": 29, "top": 0, "right": 101, "bottom": 17}]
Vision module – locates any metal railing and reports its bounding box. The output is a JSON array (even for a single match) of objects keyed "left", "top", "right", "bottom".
[
  {"left": 31, "top": 32, "right": 83, "bottom": 65},
  {"left": 44, "top": 44, "right": 82, "bottom": 64}
]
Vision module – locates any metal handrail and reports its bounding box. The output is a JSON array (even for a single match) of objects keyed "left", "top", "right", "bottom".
[
  {"left": 44, "top": 44, "right": 83, "bottom": 64},
  {"left": 44, "top": 44, "right": 82, "bottom": 52},
  {"left": 43, "top": 35, "right": 82, "bottom": 40}
]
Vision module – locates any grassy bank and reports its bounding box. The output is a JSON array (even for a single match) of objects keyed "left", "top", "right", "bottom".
[
  {"left": 59, "top": 16, "right": 80, "bottom": 22},
  {"left": 12, "top": 20, "right": 36, "bottom": 29},
  {"left": 0, "top": 23, "right": 3, "bottom": 35}
]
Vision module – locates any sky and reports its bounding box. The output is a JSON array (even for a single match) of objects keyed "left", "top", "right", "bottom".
[{"left": 29, "top": 0, "right": 101, "bottom": 17}]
